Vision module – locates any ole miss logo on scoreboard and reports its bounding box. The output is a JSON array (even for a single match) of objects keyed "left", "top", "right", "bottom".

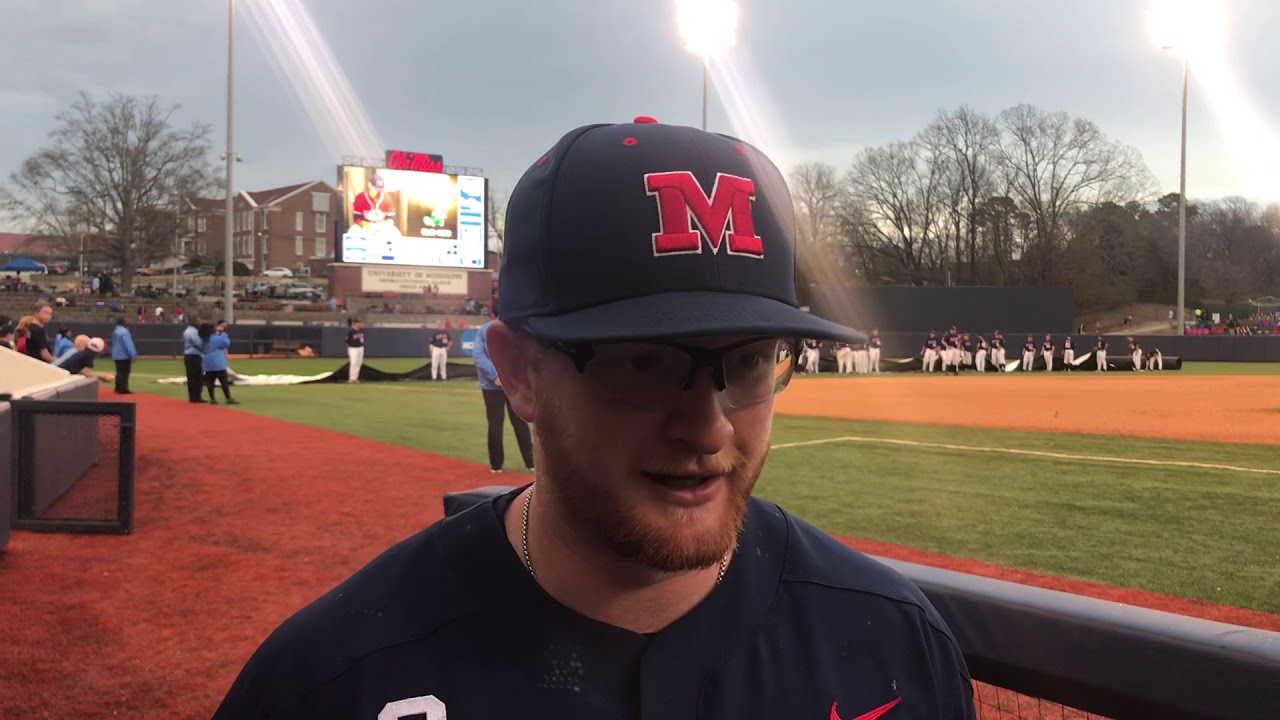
[{"left": 385, "top": 150, "right": 444, "bottom": 174}]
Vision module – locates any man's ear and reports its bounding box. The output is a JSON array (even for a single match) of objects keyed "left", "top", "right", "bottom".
[{"left": 485, "top": 321, "right": 536, "bottom": 423}]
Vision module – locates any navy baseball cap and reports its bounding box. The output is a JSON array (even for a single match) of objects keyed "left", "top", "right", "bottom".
[{"left": 498, "top": 116, "right": 865, "bottom": 344}]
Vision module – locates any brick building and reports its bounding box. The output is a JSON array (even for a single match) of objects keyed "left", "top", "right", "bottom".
[{"left": 186, "top": 181, "right": 341, "bottom": 277}]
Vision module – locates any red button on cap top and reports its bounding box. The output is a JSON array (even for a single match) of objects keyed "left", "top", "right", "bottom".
[{"left": 633, "top": 115, "right": 658, "bottom": 124}]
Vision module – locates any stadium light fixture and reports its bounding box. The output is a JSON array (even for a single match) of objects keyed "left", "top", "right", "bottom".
[{"left": 676, "top": 0, "right": 739, "bottom": 131}]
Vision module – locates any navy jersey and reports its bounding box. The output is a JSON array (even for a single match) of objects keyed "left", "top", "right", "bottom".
[
  {"left": 1041, "top": 341, "right": 1053, "bottom": 353},
  {"left": 870, "top": 336, "right": 882, "bottom": 349},
  {"left": 805, "top": 339, "right": 821, "bottom": 350},
  {"left": 346, "top": 329, "right": 365, "bottom": 348},
  {"left": 1063, "top": 337, "right": 1073, "bottom": 350},
  {"left": 1129, "top": 341, "right": 1139, "bottom": 353},
  {"left": 1023, "top": 341, "right": 1036, "bottom": 353},
  {"left": 926, "top": 337, "right": 939, "bottom": 350},
  {"left": 211, "top": 489, "right": 975, "bottom": 720},
  {"left": 1097, "top": 339, "right": 1107, "bottom": 351},
  {"left": 977, "top": 338, "right": 988, "bottom": 350},
  {"left": 962, "top": 339, "right": 973, "bottom": 352},
  {"left": 946, "top": 333, "right": 959, "bottom": 348},
  {"left": 832, "top": 342, "right": 849, "bottom": 351},
  {"left": 59, "top": 349, "right": 96, "bottom": 374},
  {"left": 430, "top": 331, "right": 451, "bottom": 348}
]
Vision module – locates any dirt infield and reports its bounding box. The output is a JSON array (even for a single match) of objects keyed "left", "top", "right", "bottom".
[{"left": 775, "top": 374, "right": 1280, "bottom": 445}]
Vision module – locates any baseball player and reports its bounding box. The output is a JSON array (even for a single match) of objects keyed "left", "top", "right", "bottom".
[
  {"left": 1061, "top": 334, "right": 1075, "bottom": 371},
  {"left": 801, "top": 338, "right": 821, "bottom": 374},
  {"left": 1128, "top": 336, "right": 1142, "bottom": 371},
  {"left": 1021, "top": 335, "right": 1036, "bottom": 371},
  {"left": 991, "top": 330, "right": 1006, "bottom": 368},
  {"left": 922, "top": 330, "right": 940, "bottom": 372},
  {"left": 944, "top": 325, "right": 961, "bottom": 375},
  {"left": 853, "top": 335, "right": 869, "bottom": 374},
  {"left": 974, "top": 335, "right": 989, "bottom": 372},
  {"left": 1040, "top": 334, "right": 1055, "bottom": 372},
  {"left": 345, "top": 319, "right": 365, "bottom": 383},
  {"left": 833, "top": 340, "right": 853, "bottom": 373},
  {"left": 868, "top": 327, "right": 882, "bottom": 372},
  {"left": 428, "top": 325, "right": 452, "bottom": 380},
  {"left": 1095, "top": 335, "right": 1108, "bottom": 371},
  {"left": 211, "top": 116, "right": 975, "bottom": 720},
  {"left": 1147, "top": 346, "right": 1164, "bottom": 370},
  {"left": 961, "top": 333, "right": 974, "bottom": 370}
]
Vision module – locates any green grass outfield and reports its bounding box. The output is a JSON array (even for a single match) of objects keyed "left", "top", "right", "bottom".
[{"left": 127, "top": 357, "right": 1280, "bottom": 614}]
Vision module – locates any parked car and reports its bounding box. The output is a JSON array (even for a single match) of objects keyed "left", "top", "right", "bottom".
[{"left": 262, "top": 267, "right": 294, "bottom": 278}]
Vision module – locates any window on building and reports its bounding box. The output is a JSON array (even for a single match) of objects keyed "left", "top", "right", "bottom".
[
  {"left": 314, "top": 212, "right": 327, "bottom": 233},
  {"left": 311, "top": 191, "right": 329, "bottom": 213},
  {"left": 262, "top": 236, "right": 270, "bottom": 258},
  {"left": 315, "top": 237, "right": 326, "bottom": 257},
  {"left": 295, "top": 211, "right": 304, "bottom": 232},
  {"left": 295, "top": 236, "right": 303, "bottom": 255},
  {"left": 197, "top": 216, "right": 206, "bottom": 232}
]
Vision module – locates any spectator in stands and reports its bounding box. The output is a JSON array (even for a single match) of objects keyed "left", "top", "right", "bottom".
[
  {"left": 59, "top": 337, "right": 115, "bottom": 384},
  {"left": 110, "top": 318, "right": 139, "bottom": 394},
  {"left": 182, "top": 314, "right": 206, "bottom": 403},
  {"left": 473, "top": 307, "right": 534, "bottom": 474},
  {"left": 24, "top": 302, "right": 55, "bottom": 362},
  {"left": 199, "top": 321, "right": 236, "bottom": 405},
  {"left": 52, "top": 327, "right": 74, "bottom": 361},
  {"left": 0, "top": 320, "right": 14, "bottom": 350},
  {"left": 13, "top": 315, "right": 36, "bottom": 355}
]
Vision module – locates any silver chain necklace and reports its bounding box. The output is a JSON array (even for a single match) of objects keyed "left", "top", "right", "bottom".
[{"left": 521, "top": 484, "right": 729, "bottom": 585}]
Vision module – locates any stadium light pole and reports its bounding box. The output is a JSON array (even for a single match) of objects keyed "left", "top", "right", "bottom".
[
  {"left": 676, "top": 0, "right": 738, "bottom": 131},
  {"left": 1151, "top": 0, "right": 1198, "bottom": 337},
  {"left": 223, "top": 0, "right": 237, "bottom": 324}
]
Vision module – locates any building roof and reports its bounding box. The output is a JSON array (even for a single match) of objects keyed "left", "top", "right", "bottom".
[
  {"left": 0, "top": 232, "right": 62, "bottom": 255},
  {"left": 246, "top": 182, "right": 316, "bottom": 206}
]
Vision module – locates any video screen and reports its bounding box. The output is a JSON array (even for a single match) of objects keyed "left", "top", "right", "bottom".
[{"left": 337, "top": 165, "right": 488, "bottom": 269}]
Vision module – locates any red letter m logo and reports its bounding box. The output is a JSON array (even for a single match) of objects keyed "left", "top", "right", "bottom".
[{"left": 644, "top": 172, "right": 764, "bottom": 258}]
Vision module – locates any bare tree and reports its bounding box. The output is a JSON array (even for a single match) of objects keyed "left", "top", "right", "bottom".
[
  {"left": 993, "top": 104, "right": 1156, "bottom": 282},
  {"left": 923, "top": 106, "right": 1000, "bottom": 283},
  {"left": 486, "top": 189, "right": 507, "bottom": 256},
  {"left": 843, "top": 140, "right": 950, "bottom": 285},
  {"left": 1, "top": 92, "right": 219, "bottom": 291}
]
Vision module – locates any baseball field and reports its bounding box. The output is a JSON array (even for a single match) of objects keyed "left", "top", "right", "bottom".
[{"left": 3, "top": 357, "right": 1279, "bottom": 718}]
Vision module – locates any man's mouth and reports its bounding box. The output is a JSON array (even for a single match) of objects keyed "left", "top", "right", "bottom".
[{"left": 645, "top": 472, "right": 718, "bottom": 489}]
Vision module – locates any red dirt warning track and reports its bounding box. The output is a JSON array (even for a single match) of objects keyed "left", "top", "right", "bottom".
[
  {"left": 1, "top": 392, "right": 1276, "bottom": 719},
  {"left": 776, "top": 373, "right": 1280, "bottom": 445}
]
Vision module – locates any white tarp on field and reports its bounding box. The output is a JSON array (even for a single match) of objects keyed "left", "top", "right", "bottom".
[{"left": 155, "top": 368, "right": 334, "bottom": 386}]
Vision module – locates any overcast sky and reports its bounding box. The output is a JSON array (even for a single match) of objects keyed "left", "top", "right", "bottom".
[{"left": 3, "top": 0, "right": 1279, "bottom": 219}]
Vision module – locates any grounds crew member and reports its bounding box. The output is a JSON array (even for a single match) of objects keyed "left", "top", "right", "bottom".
[{"left": 212, "top": 116, "right": 975, "bottom": 720}]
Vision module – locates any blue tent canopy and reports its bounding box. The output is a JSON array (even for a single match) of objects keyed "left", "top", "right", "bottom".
[{"left": 0, "top": 257, "right": 46, "bottom": 273}]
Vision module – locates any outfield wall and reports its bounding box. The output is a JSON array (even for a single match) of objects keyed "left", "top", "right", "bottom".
[{"left": 807, "top": 286, "right": 1076, "bottom": 334}]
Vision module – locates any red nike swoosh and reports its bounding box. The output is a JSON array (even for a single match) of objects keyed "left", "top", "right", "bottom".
[{"left": 830, "top": 697, "right": 901, "bottom": 720}]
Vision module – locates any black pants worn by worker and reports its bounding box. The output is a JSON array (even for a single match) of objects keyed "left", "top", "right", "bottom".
[
  {"left": 114, "top": 359, "right": 132, "bottom": 394},
  {"left": 205, "top": 370, "right": 236, "bottom": 405},
  {"left": 184, "top": 354, "right": 204, "bottom": 402},
  {"left": 482, "top": 388, "right": 534, "bottom": 472}
]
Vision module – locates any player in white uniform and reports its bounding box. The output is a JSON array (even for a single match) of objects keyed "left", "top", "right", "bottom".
[
  {"left": 1061, "top": 335, "right": 1075, "bottom": 370},
  {"left": 1147, "top": 347, "right": 1163, "bottom": 370},
  {"left": 991, "top": 331, "right": 1007, "bottom": 368},
  {"left": 1095, "top": 336, "right": 1108, "bottom": 371},
  {"left": 974, "top": 335, "right": 989, "bottom": 372},
  {"left": 833, "top": 341, "right": 853, "bottom": 373},
  {"left": 1040, "top": 334, "right": 1055, "bottom": 372},
  {"left": 802, "top": 338, "right": 821, "bottom": 374},
  {"left": 1021, "top": 336, "right": 1036, "bottom": 371},
  {"left": 868, "top": 327, "right": 882, "bottom": 373},
  {"left": 1128, "top": 336, "right": 1142, "bottom": 371},
  {"left": 922, "top": 331, "right": 940, "bottom": 373}
]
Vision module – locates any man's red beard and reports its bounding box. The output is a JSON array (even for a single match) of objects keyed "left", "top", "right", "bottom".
[{"left": 531, "top": 397, "right": 763, "bottom": 574}]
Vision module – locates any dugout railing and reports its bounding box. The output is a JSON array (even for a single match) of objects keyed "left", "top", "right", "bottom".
[
  {"left": 9, "top": 398, "right": 136, "bottom": 535},
  {"left": 441, "top": 486, "right": 1280, "bottom": 720}
]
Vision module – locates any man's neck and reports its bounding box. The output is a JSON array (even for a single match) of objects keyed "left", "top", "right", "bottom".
[{"left": 503, "top": 486, "right": 724, "bottom": 635}]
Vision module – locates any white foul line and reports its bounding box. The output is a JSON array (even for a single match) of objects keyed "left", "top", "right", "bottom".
[{"left": 770, "top": 436, "right": 1280, "bottom": 476}]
